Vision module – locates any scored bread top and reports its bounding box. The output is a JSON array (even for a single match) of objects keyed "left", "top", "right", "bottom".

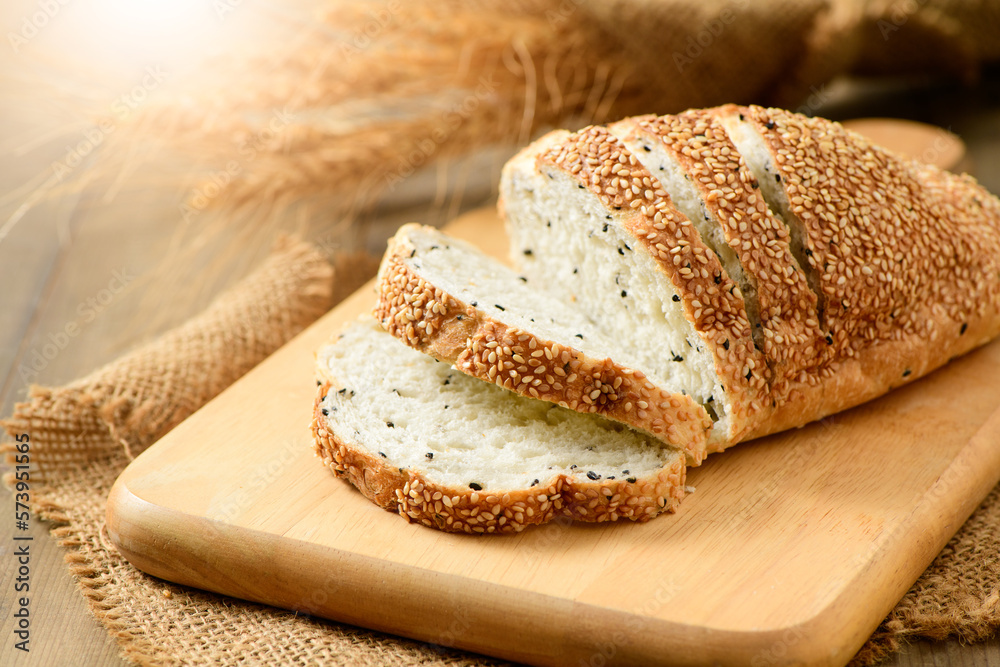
[
  {"left": 611, "top": 110, "right": 825, "bottom": 391},
  {"left": 374, "top": 224, "right": 714, "bottom": 463}
]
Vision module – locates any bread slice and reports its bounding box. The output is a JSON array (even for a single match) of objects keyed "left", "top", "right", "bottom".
[
  {"left": 500, "top": 105, "right": 1000, "bottom": 447},
  {"left": 500, "top": 125, "right": 767, "bottom": 450},
  {"left": 311, "top": 318, "right": 687, "bottom": 534},
  {"left": 374, "top": 223, "right": 713, "bottom": 464}
]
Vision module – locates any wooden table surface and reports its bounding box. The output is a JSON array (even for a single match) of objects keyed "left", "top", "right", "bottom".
[{"left": 2, "top": 10, "right": 1000, "bottom": 664}]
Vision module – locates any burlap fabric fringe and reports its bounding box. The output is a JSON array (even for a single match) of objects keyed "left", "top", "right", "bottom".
[{"left": 1, "top": 238, "right": 997, "bottom": 665}]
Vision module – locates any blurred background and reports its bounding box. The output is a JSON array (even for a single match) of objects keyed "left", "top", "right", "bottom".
[{"left": 1, "top": 0, "right": 1000, "bottom": 664}]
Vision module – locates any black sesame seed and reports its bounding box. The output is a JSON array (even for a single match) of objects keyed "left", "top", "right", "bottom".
[
  {"left": 379, "top": 451, "right": 387, "bottom": 458},
  {"left": 518, "top": 276, "right": 527, "bottom": 282},
  {"left": 825, "top": 335, "right": 834, "bottom": 345},
  {"left": 627, "top": 477, "right": 637, "bottom": 483},
  {"left": 707, "top": 395, "right": 714, "bottom": 402},
  {"left": 574, "top": 333, "right": 584, "bottom": 339},
  {"left": 723, "top": 339, "right": 730, "bottom": 350},
  {"left": 425, "top": 452, "right": 434, "bottom": 459},
  {"left": 409, "top": 249, "right": 416, "bottom": 258},
  {"left": 642, "top": 145, "right": 651, "bottom": 152},
  {"left": 456, "top": 314, "right": 463, "bottom": 320},
  {"left": 523, "top": 249, "right": 533, "bottom": 256},
  {"left": 430, "top": 245, "right": 439, "bottom": 250},
  {"left": 745, "top": 369, "right": 753, "bottom": 380},
  {"left": 494, "top": 304, "right": 505, "bottom": 311},
  {"left": 903, "top": 369, "right": 912, "bottom": 377},
  {"left": 673, "top": 354, "right": 684, "bottom": 362},
  {"left": 613, "top": 206, "right": 622, "bottom": 210},
  {"left": 587, "top": 471, "right": 601, "bottom": 480},
  {"left": 578, "top": 184, "right": 584, "bottom": 189},
  {"left": 386, "top": 421, "right": 394, "bottom": 428},
  {"left": 607, "top": 476, "right": 615, "bottom": 480},
  {"left": 775, "top": 173, "right": 782, "bottom": 183},
  {"left": 714, "top": 272, "right": 721, "bottom": 285},
  {"left": 316, "top": 379, "right": 322, "bottom": 387},
  {"left": 621, "top": 290, "right": 627, "bottom": 298},
  {"left": 751, "top": 181, "right": 759, "bottom": 189},
  {"left": 805, "top": 249, "right": 813, "bottom": 256},
  {"left": 672, "top": 294, "right": 680, "bottom": 302},
  {"left": 469, "top": 482, "right": 482, "bottom": 490},
  {"left": 618, "top": 248, "right": 625, "bottom": 255},
  {"left": 765, "top": 120, "right": 775, "bottom": 130},
  {"left": 531, "top": 479, "right": 539, "bottom": 487},
  {"left": 470, "top": 300, "right": 478, "bottom": 307},
  {"left": 570, "top": 464, "right": 577, "bottom": 469},
  {"left": 321, "top": 408, "right": 328, "bottom": 416},
  {"left": 738, "top": 113, "right": 745, "bottom": 120},
  {"left": 960, "top": 323, "right": 968, "bottom": 335},
  {"left": 573, "top": 267, "right": 578, "bottom": 274},
  {"left": 338, "top": 388, "right": 347, "bottom": 395},
  {"left": 603, "top": 223, "right": 609, "bottom": 232}
]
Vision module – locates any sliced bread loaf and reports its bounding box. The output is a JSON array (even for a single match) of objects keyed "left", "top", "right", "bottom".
[
  {"left": 374, "top": 222, "right": 714, "bottom": 463},
  {"left": 311, "top": 318, "right": 687, "bottom": 534},
  {"left": 500, "top": 105, "right": 1000, "bottom": 447}
]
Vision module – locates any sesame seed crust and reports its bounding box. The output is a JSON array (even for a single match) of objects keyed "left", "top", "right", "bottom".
[
  {"left": 730, "top": 105, "right": 1000, "bottom": 439},
  {"left": 373, "top": 225, "right": 713, "bottom": 463},
  {"left": 536, "top": 125, "right": 769, "bottom": 444},
  {"left": 311, "top": 381, "right": 685, "bottom": 534},
  {"left": 621, "top": 110, "right": 825, "bottom": 391}
]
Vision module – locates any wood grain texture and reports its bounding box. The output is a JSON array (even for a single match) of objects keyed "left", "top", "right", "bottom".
[{"left": 106, "top": 207, "right": 1000, "bottom": 667}]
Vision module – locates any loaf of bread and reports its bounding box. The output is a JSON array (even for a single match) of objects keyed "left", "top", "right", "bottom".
[
  {"left": 500, "top": 105, "right": 1000, "bottom": 449},
  {"left": 314, "top": 104, "right": 1000, "bottom": 532},
  {"left": 311, "top": 318, "right": 686, "bottom": 533}
]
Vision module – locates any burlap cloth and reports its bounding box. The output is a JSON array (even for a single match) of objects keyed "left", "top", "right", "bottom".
[{"left": 1, "top": 235, "right": 997, "bottom": 666}]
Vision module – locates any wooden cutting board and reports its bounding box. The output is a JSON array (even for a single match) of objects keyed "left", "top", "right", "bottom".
[
  {"left": 106, "top": 208, "right": 1000, "bottom": 666},
  {"left": 106, "top": 124, "right": 999, "bottom": 667}
]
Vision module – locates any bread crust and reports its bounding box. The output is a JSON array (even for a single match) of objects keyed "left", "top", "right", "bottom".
[
  {"left": 374, "top": 225, "right": 714, "bottom": 464},
  {"left": 724, "top": 105, "right": 1000, "bottom": 439},
  {"left": 310, "top": 381, "right": 686, "bottom": 534}
]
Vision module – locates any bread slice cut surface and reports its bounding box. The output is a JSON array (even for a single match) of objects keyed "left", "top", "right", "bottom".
[
  {"left": 375, "top": 223, "right": 713, "bottom": 463},
  {"left": 311, "top": 318, "right": 687, "bottom": 534}
]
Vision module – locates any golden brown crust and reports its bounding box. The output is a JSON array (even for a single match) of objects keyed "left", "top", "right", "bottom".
[
  {"left": 727, "top": 106, "right": 1000, "bottom": 439},
  {"left": 310, "top": 382, "right": 686, "bottom": 534},
  {"left": 373, "top": 226, "right": 713, "bottom": 464},
  {"left": 536, "top": 125, "right": 769, "bottom": 445}
]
